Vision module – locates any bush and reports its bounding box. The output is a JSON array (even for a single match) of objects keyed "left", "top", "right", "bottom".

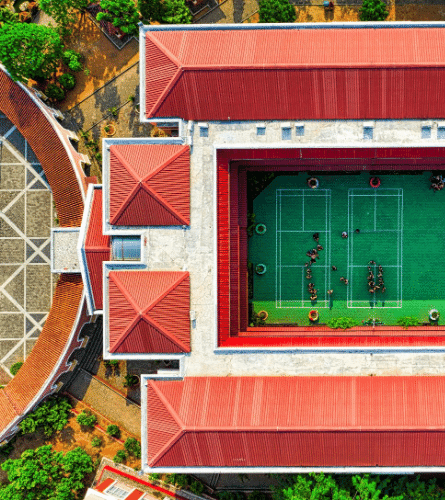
[
  {"left": 190, "top": 481, "right": 205, "bottom": 495},
  {"left": 397, "top": 316, "right": 419, "bottom": 329},
  {"left": 10, "top": 362, "right": 23, "bottom": 376},
  {"left": 359, "top": 0, "right": 388, "bottom": 21},
  {"left": 149, "top": 473, "right": 161, "bottom": 481},
  {"left": 113, "top": 449, "right": 127, "bottom": 464},
  {"left": 123, "top": 374, "right": 139, "bottom": 387},
  {"left": 45, "top": 83, "right": 65, "bottom": 101},
  {"left": 326, "top": 317, "right": 359, "bottom": 330},
  {"left": 104, "top": 359, "right": 119, "bottom": 367},
  {"left": 124, "top": 437, "right": 141, "bottom": 458},
  {"left": 91, "top": 436, "right": 102, "bottom": 447},
  {"left": 76, "top": 411, "right": 97, "bottom": 428},
  {"left": 62, "top": 49, "right": 83, "bottom": 72},
  {"left": 58, "top": 73, "right": 76, "bottom": 90},
  {"left": 19, "top": 396, "right": 72, "bottom": 437},
  {"left": 107, "top": 424, "right": 121, "bottom": 438},
  {"left": 166, "top": 474, "right": 189, "bottom": 488}
]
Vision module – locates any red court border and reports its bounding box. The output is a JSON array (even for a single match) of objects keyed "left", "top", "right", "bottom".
[{"left": 217, "top": 147, "right": 445, "bottom": 348}]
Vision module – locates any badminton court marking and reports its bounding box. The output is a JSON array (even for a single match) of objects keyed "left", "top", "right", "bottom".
[
  {"left": 347, "top": 188, "right": 403, "bottom": 308},
  {"left": 276, "top": 189, "right": 331, "bottom": 309}
]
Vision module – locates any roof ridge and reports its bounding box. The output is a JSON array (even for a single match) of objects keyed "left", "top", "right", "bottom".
[
  {"left": 143, "top": 315, "right": 189, "bottom": 352},
  {"left": 142, "top": 271, "right": 188, "bottom": 313},
  {"left": 140, "top": 184, "right": 188, "bottom": 225},
  {"left": 143, "top": 145, "right": 189, "bottom": 182}
]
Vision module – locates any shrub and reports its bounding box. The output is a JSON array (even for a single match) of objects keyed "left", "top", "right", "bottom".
[
  {"left": 359, "top": 0, "right": 388, "bottom": 21},
  {"left": 107, "top": 424, "right": 121, "bottom": 438},
  {"left": 91, "top": 436, "right": 102, "bottom": 447},
  {"left": 62, "top": 49, "right": 83, "bottom": 72},
  {"left": 166, "top": 474, "right": 189, "bottom": 488},
  {"left": 113, "top": 449, "right": 127, "bottom": 464},
  {"left": 76, "top": 411, "right": 97, "bottom": 428},
  {"left": 190, "top": 481, "right": 205, "bottom": 495},
  {"left": 149, "top": 473, "right": 161, "bottom": 481},
  {"left": 58, "top": 73, "right": 76, "bottom": 90},
  {"left": 104, "top": 359, "right": 119, "bottom": 367},
  {"left": 397, "top": 316, "right": 419, "bottom": 329},
  {"left": 326, "top": 317, "right": 359, "bottom": 330},
  {"left": 10, "top": 362, "right": 23, "bottom": 376},
  {"left": 45, "top": 83, "right": 65, "bottom": 101},
  {"left": 123, "top": 374, "right": 139, "bottom": 387},
  {"left": 124, "top": 437, "right": 141, "bottom": 458}
]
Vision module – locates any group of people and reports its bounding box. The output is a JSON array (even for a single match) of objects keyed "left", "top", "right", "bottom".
[
  {"left": 368, "top": 261, "right": 386, "bottom": 294},
  {"left": 305, "top": 233, "right": 324, "bottom": 301},
  {"left": 430, "top": 175, "right": 445, "bottom": 192}
]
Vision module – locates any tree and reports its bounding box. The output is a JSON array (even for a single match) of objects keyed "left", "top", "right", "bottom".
[
  {"left": 162, "top": 0, "right": 192, "bottom": 24},
  {"left": 96, "top": 0, "right": 140, "bottom": 35},
  {"left": 124, "top": 437, "right": 141, "bottom": 458},
  {"left": 76, "top": 410, "right": 97, "bottom": 427},
  {"left": 38, "top": 0, "right": 91, "bottom": 28},
  {"left": 138, "top": 0, "right": 164, "bottom": 23},
  {"left": 106, "top": 424, "right": 121, "bottom": 438},
  {"left": 19, "top": 396, "right": 72, "bottom": 437},
  {"left": 0, "top": 445, "right": 93, "bottom": 500},
  {"left": 259, "top": 0, "right": 296, "bottom": 22},
  {"left": 0, "top": 23, "right": 63, "bottom": 82},
  {"left": 359, "top": 0, "right": 388, "bottom": 21},
  {"left": 0, "top": 7, "right": 18, "bottom": 27}
]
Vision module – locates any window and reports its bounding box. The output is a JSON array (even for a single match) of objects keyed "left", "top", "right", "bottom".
[
  {"left": 295, "top": 125, "right": 304, "bottom": 136},
  {"left": 438, "top": 127, "right": 445, "bottom": 140},
  {"left": 112, "top": 236, "right": 141, "bottom": 261},
  {"left": 282, "top": 127, "right": 291, "bottom": 140},
  {"left": 257, "top": 126, "right": 266, "bottom": 136},
  {"left": 363, "top": 127, "right": 373, "bottom": 140},
  {"left": 105, "top": 484, "right": 128, "bottom": 498},
  {"left": 421, "top": 126, "right": 431, "bottom": 139},
  {"left": 198, "top": 123, "right": 209, "bottom": 137}
]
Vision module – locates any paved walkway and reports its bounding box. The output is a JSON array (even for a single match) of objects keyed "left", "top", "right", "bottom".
[
  {"left": 67, "top": 368, "right": 141, "bottom": 437},
  {"left": 0, "top": 114, "right": 55, "bottom": 382}
]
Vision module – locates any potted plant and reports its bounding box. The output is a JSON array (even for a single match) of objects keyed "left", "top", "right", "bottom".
[
  {"left": 104, "top": 123, "right": 116, "bottom": 136},
  {"left": 309, "top": 310, "right": 319, "bottom": 322},
  {"left": 429, "top": 309, "right": 440, "bottom": 322}
]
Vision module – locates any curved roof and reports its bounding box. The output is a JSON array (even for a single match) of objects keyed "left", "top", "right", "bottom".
[
  {"left": 109, "top": 144, "right": 190, "bottom": 226},
  {"left": 0, "top": 68, "right": 86, "bottom": 227},
  {"left": 147, "top": 376, "right": 445, "bottom": 468},
  {"left": 108, "top": 270, "right": 190, "bottom": 353},
  {"left": 144, "top": 27, "right": 445, "bottom": 121}
]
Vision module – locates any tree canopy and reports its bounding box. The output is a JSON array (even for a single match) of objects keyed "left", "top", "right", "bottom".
[
  {"left": 38, "top": 0, "right": 91, "bottom": 28},
  {"left": 138, "top": 0, "right": 165, "bottom": 23},
  {"left": 19, "top": 396, "right": 72, "bottom": 437},
  {"left": 359, "top": 0, "right": 388, "bottom": 21},
  {"left": 97, "top": 0, "right": 140, "bottom": 35},
  {"left": 0, "top": 445, "right": 93, "bottom": 500},
  {"left": 0, "top": 23, "right": 63, "bottom": 82},
  {"left": 162, "top": 0, "right": 192, "bottom": 24},
  {"left": 271, "top": 473, "right": 445, "bottom": 500},
  {"left": 258, "top": 0, "right": 296, "bottom": 23}
]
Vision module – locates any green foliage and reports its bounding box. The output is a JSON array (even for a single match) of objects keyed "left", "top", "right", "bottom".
[
  {"left": 63, "top": 49, "right": 83, "bottom": 72},
  {"left": 0, "top": 440, "right": 14, "bottom": 457},
  {"left": 108, "top": 106, "right": 118, "bottom": 117},
  {"left": 166, "top": 474, "right": 189, "bottom": 488},
  {"left": 0, "top": 445, "right": 93, "bottom": 500},
  {"left": 359, "top": 0, "right": 388, "bottom": 21},
  {"left": 124, "top": 437, "right": 141, "bottom": 458},
  {"left": 259, "top": 0, "right": 296, "bottom": 23},
  {"left": 113, "top": 449, "right": 127, "bottom": 464},
  {"left": 19, "top": 396, "right": 72, "bottom": 437},
  {"left": 326, "top": 317, "right": 359, "bottom": 330},
  {"left": 97, "top": 0, "right": 139, "bottom": 35},
  {"left": 162, "top": 0, "right": 192, "bottom": 24},
  {"left": 0, "top": 23, "right": 63, "bottom": 82},
  {"left": 58, "top": 73, "right": 76, "bottom": 90},
  {"left": 271, "top": 473, "right": 445, "bottom": 500},
  {"left": 91, "top": 436, "right": 102, "bottom": 447},
  {"left": 190, "top": 481, "right": 205, "bottom": 495},
  {"left": 0, "top": 7, "right": 19, "bottom": 26},
  {"left": 10, "top": 361, "right": 23, "bottom": 376},
  {"left": 128, "top": 94, "right": 135, "bottom": 102},
  {"left": 38, "top": 0, "right": 90, "bottom": 27},
  {"left": 139, "top": 0, "right": 164, "bottom": 22},
  {"left": 106, "top": 424, "right": 121, "bottom": 438},
  {"left": 247, "top": 493, "right": 266, "bottom": 500},
  {"left": 149, "top": 473, "right": 161, "bottom": 481},
  {"left": 76, "top": 411, "right": 97, "bottom": 428},
  {"left": 397, "top": 316, "right": 419, "bottom": 329},
  {"left": 218, "top": 492, "right": 245, "bottom": 500},
  {"left": 45, "top": 83, "right": 66, "bottom": 101},
  {"left": 123, "top": 373, "right": 139, "bottom": 387},
  {"left": 104, "top": 359, "right": 119, "bottom": 367}
]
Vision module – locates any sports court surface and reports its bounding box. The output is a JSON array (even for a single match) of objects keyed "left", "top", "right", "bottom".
[{"left": 249, "top": 171, "right": 445, "bottom": 326}]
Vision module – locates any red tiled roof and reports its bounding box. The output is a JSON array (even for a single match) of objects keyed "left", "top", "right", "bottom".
[
  {"left": 147, "top": 376, "right": 445, "bottom": 467},
  {"left": 85, "top": 188, "right": 110, "bottom": 311},
  {"left": 0, "top": 69, "right": 85, "bottom": 226},
  {"left": 145, "top": 28, "right": 445, "bottom": 121},
  {"left": 125, "top": 490, "right": 145, "bottom": 500},
  {"left": 109, "top": 144, "right": 190, "bottom": 226},
  {"left": 95, "top": 478, "right": 115, "bottom": 493},
  {"left": 108, "top": 271, "right": 190, "bottom": 353}
]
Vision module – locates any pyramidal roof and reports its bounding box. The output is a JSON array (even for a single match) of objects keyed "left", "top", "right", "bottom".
[
  {"left": 108, "top": 271, "right": 190, "bottom": 354},
  {"left": 109, "top": 144, "right": 190, "bottom": 226}
]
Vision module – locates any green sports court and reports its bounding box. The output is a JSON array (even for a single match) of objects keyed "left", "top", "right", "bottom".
[{"left": 248, "top": 171, "right": 445, "bottom": 326}]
